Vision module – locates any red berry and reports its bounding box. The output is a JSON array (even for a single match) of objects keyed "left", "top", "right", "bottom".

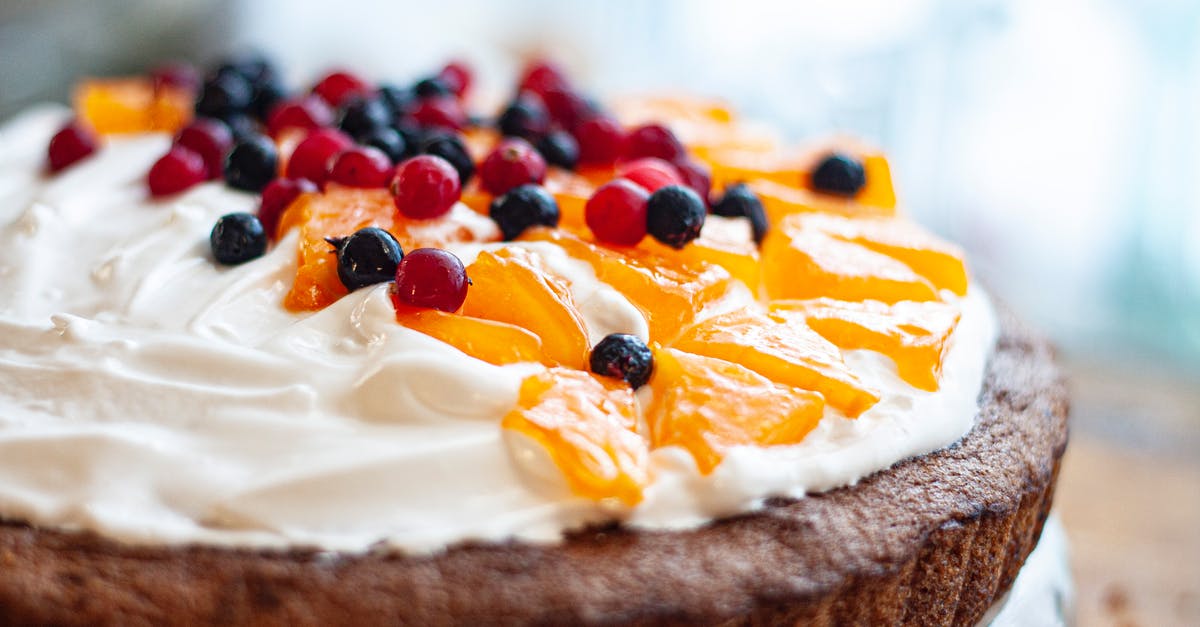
[
  {"left": 541, "top": 87, "right": 593, "bottom": 130},
  {"left": 616, "top": 157, "right": 682, "bottom": 193},
  {"left": 585, "top": 179, "right": 649, "bottom": 246},
  {"left": 573, "top": 117, "right": 625, "bottom": 166},
  {"left": 175, "top": 118, "right": 234, "bottom": 179},
  {"left": 312, "top": 70, "right": 371, "bottom": 108},
  {"left": 258, "top": 177, "right": 317, "bottom": 238},
  {"left": 518, "top": 60, "right": 570, "bottom": 97},
  {"left": 327, "top": 146, "right": 393, "bottom": 188},
  {"left": 285, "top": 128, "right": 353, "bottom": 187},
  {"left": 392, "top": 248, "right": 469, "bottom": 312},
  {"left": 46, "top": 122, "right": 98, "bottom": 173},
  {"left": 150, "top": 62, "right": 199, "bottom": 91},
  {"left": 410, "top": 95, "right": 466, "bottom": 131},
  {"left": 438, "top": 61, "right": 472, "bottom": 97},
  {"left": 674, "top": 159, "right": 713, "bottom": 206},
  {"left": 622, "top": 123, "right": 686, "bottom": 163},
  {"left": 390, "top": 155, "right": 461, "bottom": 219},
  {"left": 266, "top": 96, "right": 334, "bottom": 137},
  {"left": 479, "top": 138, "right": 547, "bottom": 196},
  {"left": 147, "top": 146, "right": 206, "bottom": 197}
]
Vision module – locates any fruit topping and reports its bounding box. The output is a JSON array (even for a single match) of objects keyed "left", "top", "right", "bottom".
[
  {"left": 258, "top": 177, "right": 316, "bottom": 238},
  {"left": 395, "top": 305, "right": 549, "bottom": 366},
  {"left": 438, "top": 61, "right": 472, "bottom": 97},
  {"left": 329, "top": 226, "right": 404, "bottom": 291},
  {"left": 584, "top": 179, "right": 649, "bottom": 246},
  {"left": 210, "top": 212, "right": 267, "bottom": 265},
  {"left": 147, "top": 145, "right": 206, "bottom": 197},
  {"left": 312, "top": 70, "right": 371, "bottom": 108},
  {"left": 74, "top": 78, "right": 193, "bottom": 135},
  {"left": 266, "top": 96, "right": 334, "bottom": 137},
  {"left": 573, "top": 116, "right": 625, "bottom": 166},
  {"left": 617, "top": 157, "right": 682, "bottom": 193},
  {"left": 489, "top": 184, "right": 560, "bottom": 240},
  {"left": 810, "top": 152, "right": 866, "bottom": 197},
  {"left": 176, "top": 118, "right": 234, "bottom": 180},
  {"left": 497, "top": 93, "right": 550, "bottom": 139},
  {"left": 285, "top": 128, "right": 353, "bottom": 187},
  {"left": 410, "top": 95, "right": 467, "bottom": 131},
  {"left": 711, "top": 182, "right": 769, "bottom": 245},
  {"left": 535, "top": 130, "right": 579, "bottom": 170},
  {"left": 673, "top": 309, "right": 880, "bottom": 417},
  {"left": 390, "top": 155, "right": 461, "bottom": 219},
  {"left": 150, "top": 62, "right": 199, "bottom": 92},
  {"left": 479, "top": 138, "right": 547, "bottom": 196},
  {"left": 674, "top": 159, "right": 712, "bottom": 205},
  {"left": 223, "top": 133, "right": 279, "bottom": 192},
  {"left": 46, "top": 122, "right": 98, "bottom": 173},
  {"left": 217, "top": 112, "right": 260, "bottom": 142},
  {"left": 589, "top": 333, "right": 654, "bottom": 389},
  {"left": 622, "top": 123, "right": 686, "bottom": 163},
  {"left": 195, "top": 71, "right": 252, "bottom": 121},
  {"left": 336, "top": 95, "right": 392, "bottom": 139},
  {"left": 645, "top": 184, "right": 706, "bottom": 249},
  {"left": 502, "top": 367, "right": 648, "bottom": 505},
  {"left": 392, "top": 248, "right": 469, "bottom": 312},
  {"left": 327, "top": 146, "right": 392, "bottom": 188},
  {"left": 647, "top": 347, "right": 825, "bottom": 474},
  {"left": 358, "top": 126, "right": 408, "bottom": 164},
  {"left": 518, "top": 60, "right": 571, "bottom": 97},
  {"left": 419, "top": 133, "right": 475, "bottom": 185}
]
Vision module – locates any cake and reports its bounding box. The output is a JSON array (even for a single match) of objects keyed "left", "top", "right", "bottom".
[{"left": 0, "top": 54, "right": 1069, "bottom": 625}]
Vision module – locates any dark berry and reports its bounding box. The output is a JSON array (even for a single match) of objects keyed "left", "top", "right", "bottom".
[
  {"left": 249, "top": 77, "right": 287, "bottom": 120},
  {"left": 390, "top": 155, "right": 461, "bottom": 219},
  {"left": 410, "top": 95, "right": 466, "bottom": 131},
  {"left": 148, "top": 146, "right": 206, "bottom": 197},
  {"left": 150, "top": 62, "right": 199, "bottom": 91},
  {"left": 438, "top": 61, "right": 472, "bottom": 97},
  {"left": 536, "top": 130, "right": 579, "bottom": 170},
  {"left": 711, "top": 183, "right": 768, "bottom": 245},
  {"left": 329, "top": 227, "right": 404, "bottom": 291},
  {"left": 622, "top": 123, "right": 686, "bottom": 163},
  {"left": 497, "top": 93, "right": 549, "bottom": 139},
  {"left": 266, "top": 96, "right": 334, "bottom": 137},
  {"left": 574, "top": 116, "right": 624, "bottom": 165},
  {"left": 675, "top": 159, "right": 712, "bottom": 207},
  {"left": 194, "top": 72, "right": 253, "bottom": 118},
  {"left": 358, "top": 126, "right": 407, "bottom": 164},
  {"left": 176, "top": 118, "right": 234, "bottom": 180},
  {"left": 46, "top": 122, "right": 98, "bottom": 173},
  {"left": 312, "top": 70, "right": 371, "bottom": 108},
  {"left": 392, "top": 248, "right": 469, "bottom": 312},
  {"left": 377, "top": 84, "right": 415, "bottom": 119},
  {"left": 616, "top": 157, "right": 682, "bottom": 193},
  {"left": 414, "top": 76, "right": 452, "bottom": 99},
  {"left": 585, "top": 179, "right": 649, "bottom": 246},
  {"left": 215, "top": 51, "right": 276, "bottom": 84},
  {"left": 811, "top": 153, "right": 866, "bottom": 196},
  {"left": 218, "top": 112, "right": 261, "bottom": 142},
  {"left": 420, "top": 133, "right": 474, "bottom": 184},
  {"left": 589, "top": 333, "right": 654, "bottom": 389},
  {"left": 646, "top": 184, "right": 705, "bottom": 249},
  {"left": 479, "top": 138, "right": 546, "bottom": 196},
  {"left": 337, "top": 96, "right": 391, "bottom": 138},
  {"left": 327, "top": 146, "right": 392, "bottom": 188},
  {"left": 210, "top": 212, "right": 267, "bottom": 265},
  {"left": 223, "top": 134, "right": 279, "bottom": 192},
  {"left": 258, "top": 177, "right": 316, "bottom": 238},
  {"left": 285, "top": 128, "right": 353, "bottom": 187},
  {"left": 518, "top": 60, "right": 571, "bottom": 97},
  {"left": 489, "top": 184, "right": 560, "bottom": 240}
]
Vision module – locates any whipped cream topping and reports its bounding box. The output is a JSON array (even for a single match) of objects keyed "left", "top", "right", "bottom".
[{"left": 0, "top": 105, "right": 997, "bottom": 553}]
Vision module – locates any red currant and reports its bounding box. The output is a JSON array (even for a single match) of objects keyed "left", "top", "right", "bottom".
[
  {"left": 622, "top": 123, "right": 686, "bottom": 163},
  {"left": 479, "top": 138, "right": 547, "bottom": 196},
  {"left": 585, "top": 179, "right": 649, "bottom": 246},
  {"left": 573, "top": 116, "right": 625, "bottom": 166},
  {"left": 540, "top": 87, "right": 593, "bottom": 130},
  {"left": 616, "top": 157, "right": 682, "bottom": 193},
  {"left": 327, "top": 146, "right": 393, "bottom": 188},
  {"left": 410, "top": 95, "right": 466, "bottom": 131},
  {"left": 392, "top": 248, "right": 469, "bottom": 312},
  {"left": 675, "top": 158, "right": 712, "bottom": 206},
  {"left": 518, "top": 60, "right": 570, "bottom": 97},
  {"left": 267, "top": 96, "right": 334, "bottom": 137},
  {"left": 390, "top": 155, "right": 461, "bottom": 219},
  {"left": 258, "top": 177, "right": 317, "bottom": 238},
  {"left": 150, "top": 61, "right": 199, "bottom": 91},
  {"left": 46, "top": 122, "right": 99, "bottom": 173},
  {"left": 175, "top": 118, "right": 233, "bottom": 180},
  {"left": 285, "top": 128, "right": 353, "bottom": 187},
  {"left": 438, "top": 61, "right": 472, "bottom": 97},
  {"left": 147, "top": 146, "right": 206, "bottom": 197},
  {"left": 312, "top": 70, "right": 371, "bottom": 108}
]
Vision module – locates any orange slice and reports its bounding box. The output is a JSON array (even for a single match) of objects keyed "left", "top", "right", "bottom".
[
  {"left": 503, "top": 368, "right": 649, "bottom": 505},
  {"left": 672, "top": 309, "right": 879, "bottom": 417},
  {"left": 640, "top": 222, "right": 761, "bottom": 294},
  {"left": 750, "top": 178, "right": 895, "bottom": 223},
  {"left": 461, "top": 247, "right": 590, "bottom": 369},
  {"left": 761, "top": 214, "right": 939, "bottom": 304},
  {"left": 647, "top": 347, "right": 825, "bottom": 474},
  {"left": 394, "top": 305, "right": 551, "bottom": 366},
  {"left": 771, "top": 299, "right": 962, "bottom": 391},
  {"left": 74, "top": 78, "right": 192, "bottom": 135}
]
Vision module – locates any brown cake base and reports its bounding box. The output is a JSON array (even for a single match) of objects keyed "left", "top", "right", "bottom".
[{"left": 0, "top": 308, "right": 1068, "bottom": 626}]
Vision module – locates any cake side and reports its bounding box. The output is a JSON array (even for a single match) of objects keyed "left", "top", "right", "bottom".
[{"left": 0, "top": 307, "right": 1068, "bottom": 626}]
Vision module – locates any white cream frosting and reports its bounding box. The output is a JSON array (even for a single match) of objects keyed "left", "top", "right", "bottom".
[{"left": 0, "top": 105, "right": 997, "bottom": 553}]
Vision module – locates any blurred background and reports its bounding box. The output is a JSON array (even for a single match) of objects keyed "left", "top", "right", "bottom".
[{"left": 1, "top": 0, "right": 1197, "bottom": 623}]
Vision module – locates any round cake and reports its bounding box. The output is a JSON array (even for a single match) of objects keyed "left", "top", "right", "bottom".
[{"left": 0, "top": 55, "right": 1068, "bottom": 625}]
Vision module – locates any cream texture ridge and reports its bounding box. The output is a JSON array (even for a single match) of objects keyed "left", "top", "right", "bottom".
[{"left": 0, "top": 106, "right": 996, "bottom": 552}]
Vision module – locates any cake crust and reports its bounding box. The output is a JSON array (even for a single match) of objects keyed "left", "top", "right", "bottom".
[{"left": 0, "top": 308, "right": 1068, "bottom": 626}]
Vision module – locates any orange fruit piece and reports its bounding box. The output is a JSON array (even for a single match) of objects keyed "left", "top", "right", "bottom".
[
  {"left": 749, "top": 178, "right": 895, "bottom": 224},
  {"left": 640, "top": 219, "right": 761, "bottom": 294},
  {"left": 394, "top": 305, "right": 551, "bottom": 366},
  {"left": 281, "top": 186, "right": 493, "bottom": 311},
  {"left": 502, "top": 368, "right": 649, "bottom": 505},
  {"left": 761, "top": 214, "right": 939, "bottom": 304},
  {"left": 457, "top": 169, "right": 597, "bottom": 236},
  {"left": 461, "top": 247, "right": 591, "bottom": 369},
  {"left": 770, "top": 299, "right": 962, "bottom": 392},
  {"left": 74, "top": 78, "right": 192, "bottom": 135},
  {"left": 647, "top": 347, "right": 825, "bottom": 474},
  {"left": 520, "top": 228, "right": 736, "bottom": 344},
  {"left": 673, "top": 309, "right": 879, "bottom": 417},
  {"left": 797, "top": 214, "right": 968, "bottom": 296}
]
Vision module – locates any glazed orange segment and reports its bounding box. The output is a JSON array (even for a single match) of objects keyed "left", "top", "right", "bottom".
[
  {"left": 461, "top": 247, "right": 591, "bottom": 369},
  {"left": 797, "top": 214, "right": 968, "bottom": 296},
  {"left": 770, "top": 299, "right": 962, "bottom": 392},
  {"left": 640, "top": 228, "right": 760, "bottom": 294},
  {"left": 672, "top": 309, "right": 879, "bottom": 417},
  {"left": 750, "top": 178, "right": 896, "bottom": 224},
  {"left": 762, "top": 216, "right": 939, "bottom": 304},
  {"left": 74, "top": 78, "right": 192, "bottom": 135},
  {"left": 502, "top": 368, "right": 649, "bottom": 505},
  {"left": 647, "top": 347, "right": 825, "bottom": 474},
  {"left": 519, "top": 228, "right": 736, "bottom": 343},
  {"left": 394, "top": 305, "right": 552, "bottom": 366}
]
